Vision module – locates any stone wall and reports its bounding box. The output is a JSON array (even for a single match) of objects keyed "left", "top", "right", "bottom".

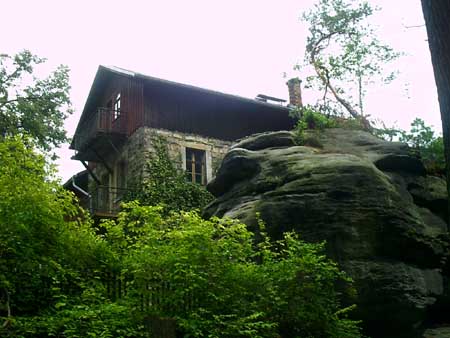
[{"left": 90, "top": 126, "right": 231, "bottom": 190}]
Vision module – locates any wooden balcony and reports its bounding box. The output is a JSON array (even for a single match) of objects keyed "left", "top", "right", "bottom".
[
  {"left": 71, "top": 108, "right": 128, "bottom": 161},
  {"left": 79, "top": 186, "right": 130, "bottom": 218}
]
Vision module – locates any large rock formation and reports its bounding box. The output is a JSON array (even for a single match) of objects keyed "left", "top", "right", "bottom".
[{"left": 204, "top": 129, "right": 450, "bottom": 338}]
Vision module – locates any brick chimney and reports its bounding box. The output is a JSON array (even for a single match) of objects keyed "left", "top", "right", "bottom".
[{"left": 286, "top": 78, "right": 303, "bottom": 107}]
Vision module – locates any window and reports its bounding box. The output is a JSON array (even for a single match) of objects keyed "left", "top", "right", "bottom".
[
  {"left": 113, "top": 92, "right": 121, "bottom": 119},
  {"left": 185, "top": 148, "right": 206, "bottom": 185}
]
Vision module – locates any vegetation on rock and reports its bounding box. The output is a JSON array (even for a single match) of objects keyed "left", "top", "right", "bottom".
[
  {"left": 397, "top": 118, "right": 445, "bottom": 175},
  {"left": 291, "top": 106, "right": 445, "bottom": 176},
  {"left": 300, "top": 0, "right": 400, "bottom": 118}
]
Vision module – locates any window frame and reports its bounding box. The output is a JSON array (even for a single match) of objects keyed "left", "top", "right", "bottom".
[
  {"left": 185, "top": 147, "right": 207, "bottom": 185},
  {"left": 113, "top": 92, "right": 121, "bottom": 120}
]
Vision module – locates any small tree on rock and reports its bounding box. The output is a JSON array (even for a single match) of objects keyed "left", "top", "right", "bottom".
[{"left": 301, "top": 0, "right": 400, "bottom": 118}]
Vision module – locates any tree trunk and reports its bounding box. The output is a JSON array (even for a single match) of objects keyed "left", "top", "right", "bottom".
[{"left": 421, "top": 0, "right": 450, "bottom": 230}]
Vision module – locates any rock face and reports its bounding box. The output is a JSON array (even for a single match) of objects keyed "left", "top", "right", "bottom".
[{"left": 204, "top": 129, "right": 449, "bottom": 338}]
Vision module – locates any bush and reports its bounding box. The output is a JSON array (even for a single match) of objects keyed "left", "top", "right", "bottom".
[
  {"left": 375, "top": 118, "right": 445, "bottom": 175},
  {"left": 101, "top": 202, "right": 362, "bottom": 338},
  {"left": 1, "top": 136, "right": 362, "bottom": 337},
  {"left": 0, "top": 136, "right": 126, "bottom": 337},
  {"left": 294, "top": 106, "right": 336, "bottom": 131},
  {"left": 291, "top": 106, "right": 374, "bottom": 146},
  {"left": 8, "top": 300, "right": 146, "bottom": 338},
  {"left": 398, "top": 118, "right": 445, "bottom": 174},
  {"left": 292, "top": 106, "right": 334, "bottom": 145}
]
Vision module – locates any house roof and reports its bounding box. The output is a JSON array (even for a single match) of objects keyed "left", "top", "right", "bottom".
[
  {"left": 76, "top": 65, "right": 290, "bottom": 132},
  {"left": 107, "top": 65, "right": 288, "bottom": 109},
  {"left": 62, "top": 170, "right": 89, "bottom": 191}
]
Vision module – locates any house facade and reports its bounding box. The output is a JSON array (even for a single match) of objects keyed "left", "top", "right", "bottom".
[{"left": 69, "top": 66, "right": 298, "bottom": 217}]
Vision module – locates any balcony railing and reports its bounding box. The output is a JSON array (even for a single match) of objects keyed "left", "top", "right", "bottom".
[
  {"left": 83, "top": 186, "right": 130, "bottom": 217},
  {"left": 72, "top": 108, "right": 127, "bottom": 151}
]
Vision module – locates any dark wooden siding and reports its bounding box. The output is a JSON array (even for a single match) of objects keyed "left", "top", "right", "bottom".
[
  {"left": 89, "top": 75, "right": 144, "bottom": 137},
  {"left": 123, "top": 78, "right": 144, "bottom": 135},
  {"left": 75, "top": 73, "right": 129, "bottom": 137},
  {"left": 75, "top": 65, "right": 294, "bottom": 153},
  {"left": 98, "top": 75, "right": 126, "bottom": 110},
  {"left": 141, "top": 81, "right": 293, "bottom": 141}
]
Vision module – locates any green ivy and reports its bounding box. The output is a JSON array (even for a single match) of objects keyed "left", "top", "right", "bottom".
[{"left": 129, "top": 135, "right": 213, "bottom": 214}]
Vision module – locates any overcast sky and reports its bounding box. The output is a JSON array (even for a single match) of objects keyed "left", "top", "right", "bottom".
[{"left": 1, "top": 0, "right": 439, "bottom": 182}]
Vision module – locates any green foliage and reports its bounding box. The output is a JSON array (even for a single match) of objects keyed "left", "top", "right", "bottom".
[
  {"left": 399, "top": 118, "right": 439, "bottom": 147},
  {"left": 399, "top": 119, "right": 445, "bottom": 174},
  {"left": 101, "top": 202, "right": 362, "bottom": 338},
  {"left": 130, "top": 135, "right": 213, "bottom": 213},
  {"left": 1, "top": 136, "right": 361, "bottom": 337},
  {"left": 301, "top": 0, "right": 400, "bottom": 118},
  {"left": 0, "top": 50, "right": 72, "bottom": 151},
  {"left": 0, "top": 136, "right": 146, "bottom": 337},
  {"left": 292, "top": 106, "right": 335, "bottom": 145},
  {"left": 7, "top": 289, "right": 147, "bottom": 338},
  {"left": 0, "top": 135, "right": 74, "bottom": 315},
  {"left": 376, "top": 118, "right": 445, "bottom": 174},
  {"left": 9, "top": 297, "right": 146, "bottom": 338},
  {"left": 292, "top": 105, "right": 371, "bottom": 146},
  {"left": 293, "top": 106, "right": 336, "bottom": 131}
]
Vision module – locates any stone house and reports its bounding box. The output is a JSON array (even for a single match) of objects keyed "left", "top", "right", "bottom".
[{"left": 68, "top": 66, "right": 299, "bottom": 217}]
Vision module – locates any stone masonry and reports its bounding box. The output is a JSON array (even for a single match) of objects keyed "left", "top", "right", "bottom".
[{"left": 91, "top": 126, "right": 232, "bottom": 191}]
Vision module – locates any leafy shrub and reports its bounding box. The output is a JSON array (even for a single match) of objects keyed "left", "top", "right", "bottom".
[
  {"left": 375, "top": 118, "right": 445, "bottom": 175},
  {"left": 398, "top": 118, "right": 445, "bottom": 174},
  {"left": 0, "top": 136, "right": 76, "bottom": 315},
  {"left": 8, "top": 299, "right": 146, "bottom": 338},
  {"left": 0, "top": 136, "right": 126, "bottom": 337},
  {"left": 101, "top": 202, "right": 362, "bottom": 338},
  {"left": 1, "top": 136, "right": 362, "bottom": 337},
  {"left": 291, "top": 105, "right": 374, "bottom": 146},
  {"left": 292, "top": 107, "right": 332, "bottom": 145},
  {"left": 129, "top": 135, "right": 213, "bottom": 213},
  {"left": 293, "top": 106, "right": 336, "bottom": 131}
]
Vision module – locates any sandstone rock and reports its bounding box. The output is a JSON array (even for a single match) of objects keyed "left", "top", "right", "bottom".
[
  {"left": 231, "top": 130, "right": 295, "bottom": 151},
  {"left": 205, "top": 128, "right": 449, "bottom": 338},
  {"left": 423, "top": 326, "right": 450, "bottom": 338}
]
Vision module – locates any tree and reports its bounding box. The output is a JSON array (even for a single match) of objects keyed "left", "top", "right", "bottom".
[
  {"left": 0, "top": 136, "right": 146, "bottom": 337},
  {"left": 0, "top": 136, "right": 77, "bottom": 318},
  {"left": 0, "top": 50, "right": 72, "bottom": 151},
  {"left": 398, "top": 118, "right": 445, "bottom": 174},
  {"left": 301, "top": 0, "right": 400, "bottom": 118},
  {"left": 421, "top": 0, "right": 450, "bottom": 228}
]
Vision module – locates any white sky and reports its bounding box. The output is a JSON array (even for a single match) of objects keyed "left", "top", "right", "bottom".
[{"left": 0, "top": 0, "right": 440, "bottom": 182}]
